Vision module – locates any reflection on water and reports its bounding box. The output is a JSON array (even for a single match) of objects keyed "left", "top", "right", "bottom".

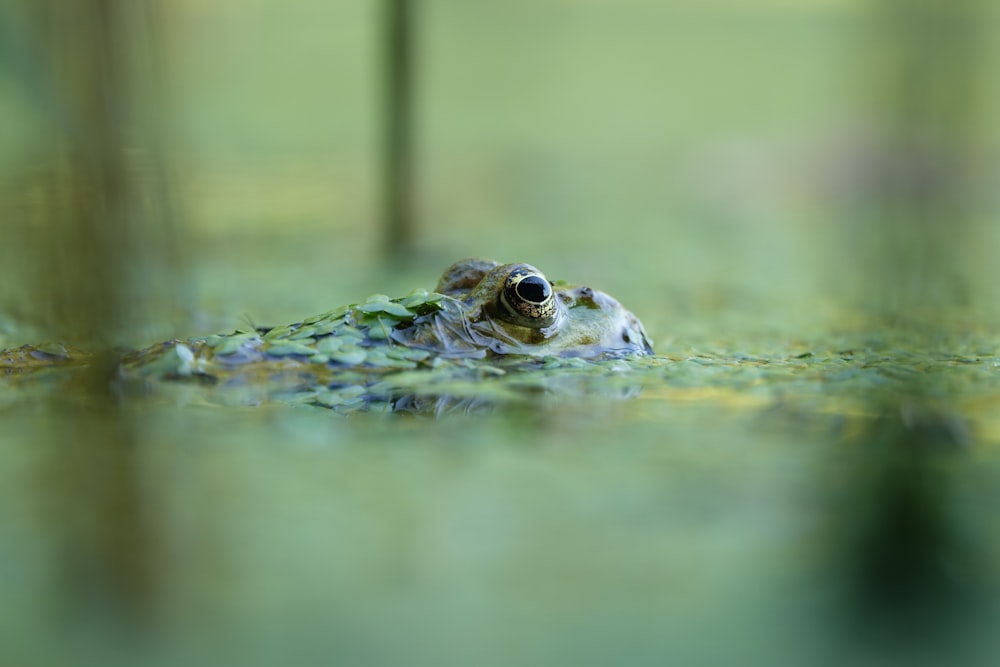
[
  {"left": 825, "top": 408, "right": 997, "bottom": 666},
  {"left": 40, "top": 404, "right": 156, "bottom": 627},
  {"left": 0, "top": 400, "right": 897, "bottom": 665},
  {"left": 3, "top": 369, "right": 1000, "bottom": 665}
]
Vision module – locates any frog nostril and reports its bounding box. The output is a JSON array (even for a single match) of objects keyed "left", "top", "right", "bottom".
[{"left": 516, "top": 275, "right": 551, "bottom": 304}]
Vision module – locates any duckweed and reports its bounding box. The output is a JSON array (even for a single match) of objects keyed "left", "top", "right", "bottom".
[
  {"left": 263, "top": 325, "right": 295, "bottom": 341},
  {"left": 265, "top": 342, "right": 317, "bottom": 357},
  {"left": 364, "top": 317, "right": 394, "bottom": 340},
  {"left": 401, "top": 288, "right": 446, "bottom": 312},
  {"left": 364, "top": 350, "right": 417, "bottom": 369},
  {"left": 300, "top": 305, "right": 349, "bottom": 325},
  {"left": 385, "top": 347, "right": 432, "bottom": 362},
  {"left": 288, "top": 325, "right": 320, "bottom": 340},
  {"left": 312, "top": 384, "right": 367, "bottom": 408},
  {"left": 212, "top": 334, "right": 259, "bottom": 356},
  {"left": 316, "top": 337, "right": 347, "bottom": 354},
  {"left": 7, "top": 325, "right": 1000, "bottom": 419},
  {"left": 357, "top": 300, "right": 414, "bottom": 319},
  {"left": 329, "top": 349, "right": 368, "bottom": 365},
  {"left": 36, "top": 342, "right": 70, "bottom": 359}
]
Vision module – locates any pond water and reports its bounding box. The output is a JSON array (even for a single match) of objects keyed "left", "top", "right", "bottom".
[{"left": 4, "top": 320, "right": 1000, "bottom": 666}]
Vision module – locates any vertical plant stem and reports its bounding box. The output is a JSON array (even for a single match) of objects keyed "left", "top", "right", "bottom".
[{"left": 382, "top": 0, "right": 416, "bottom": 263}]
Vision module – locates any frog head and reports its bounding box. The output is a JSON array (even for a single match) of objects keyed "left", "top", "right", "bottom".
[{"left": 407, "top": 258, "right": 653, "bottom": 358}]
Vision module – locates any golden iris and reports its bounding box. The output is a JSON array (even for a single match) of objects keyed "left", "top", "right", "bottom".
[{"left": 498, "top": 269, "right": 557, "bottom": 328}]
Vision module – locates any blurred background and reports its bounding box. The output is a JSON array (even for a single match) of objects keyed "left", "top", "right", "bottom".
[
  {"left": 4, "top": 0, "right": 997, "bottom": 346},
  {"left": 2, "top": 1, "right": 1000, "bottom": 665}
]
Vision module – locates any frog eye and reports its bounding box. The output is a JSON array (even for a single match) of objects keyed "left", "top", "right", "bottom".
[{"left": 498, "top": 269, "right": 558, "bottom": 328}]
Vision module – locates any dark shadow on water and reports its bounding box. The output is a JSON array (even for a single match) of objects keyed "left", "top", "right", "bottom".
[
  {"left": 42, "top": 397, "right": 158, "bottom": 634},
  {"left": 829, "top": 406, "right": 990, "bottom": 664}
]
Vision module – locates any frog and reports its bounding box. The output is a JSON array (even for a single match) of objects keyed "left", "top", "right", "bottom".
[
  {"left": 393, "top": 258, "right": 653, "bottom": 358},
  {"left": 1, "top": 259, "right": 654, "bottom": 412}
]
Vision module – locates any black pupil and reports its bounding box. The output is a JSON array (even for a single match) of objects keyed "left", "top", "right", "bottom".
[{"left": 516, "top": 276, "right": 550, "bottom": 303}]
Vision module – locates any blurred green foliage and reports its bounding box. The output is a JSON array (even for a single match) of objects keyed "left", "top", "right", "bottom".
[{"left": 3, "top": 0, "right": 998, "bottom": 340}]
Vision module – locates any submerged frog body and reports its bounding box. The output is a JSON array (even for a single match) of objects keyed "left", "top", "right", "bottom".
[{"left": 2, "top": 259, "right": 653, "bottom": 411}]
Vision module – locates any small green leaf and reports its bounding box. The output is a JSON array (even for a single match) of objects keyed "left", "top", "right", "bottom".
[
  {"left": 386, "top": 347, "right": 431, "bottom": 362},
  {"left": 266, "top": 342, "right": 316, "bottom": 357},
  {"left": 316, "top": 337, "right": 346, "bottom": 354},
  {"left": 36, "top": 342, "right": 69, "bottom": 358},
  {"left": 263, "top": 325, "right": 294, "bottom": 341},
  {"left": 401, "top": 289, "right": 445, "bottom": 310},
  {"left": 357, "top": 300, "right": 413, "bottom": 318},
  {"left": 337, "top": 326, "right": 365, "bottom": 341},
  {"left": 329, "top": 349, "right": 367, "bottom": 365},
  {"left": 214, "top": 337, "right": 251, "bottom": 356},
  {"left": 309, "top": 318, "right": 342, "bottom": 336},
  {"left": 289, "top": 325, "right": 317, "bottom": 340},
  {"left": 313, "top": 385, "right": 366, "bottom": 407},
  {"left": 365, "top": 350, "right": 415, "bottom": 368},
  {"left": 366, "top": 317, "right": 393, "bottom": 340},
  {"left": 301, "top": 305, "right": 349, "bottom": 325}
]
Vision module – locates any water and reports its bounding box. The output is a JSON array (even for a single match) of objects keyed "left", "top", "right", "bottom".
[
  {"left": 0, "top": 399, "right": 819, "bottom": 665},
  {"left": 4, "top": 351, "right": 1000, "bottom": 666}
]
